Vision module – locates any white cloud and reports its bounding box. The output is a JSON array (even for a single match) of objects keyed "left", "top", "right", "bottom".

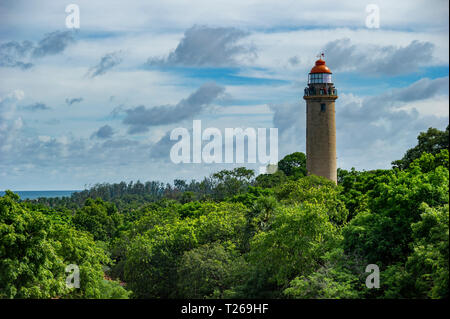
[
  {"left": 2, "top": 0, "right": 448, "bottom": 35},
  {"left": 397, "top": 95, "right": 449, "bottom": 118},
  {"left": 0, "top": 90, "right": 24, "bottom": 152}
]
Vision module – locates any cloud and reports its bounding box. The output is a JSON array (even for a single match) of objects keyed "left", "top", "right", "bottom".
[
  {"left": 386, "top": 77, "right": 449, "bottom": 102},
  {"left": 86, "top": 51, "right": 124, "bottom": 78},
  {"left": 22, "top": 102, "right": 51, "bottom": 111},
  {"left": 91, "top": 125, "right": 114, "bottom": 139},
  {"left": 44, "top": 118, "right": 60, "bottom": 125},
  {"left": 31, "top": 31, "right": 75, "bottom": 58},
  {"left": 338, "top": 77, "right": 449, "bottom": 124},
  {"left": 270, "top": 102, "right": 303, "bottom": 137},
  {"left": 100, "top": 138, "right": 139, "bottom": 149},
  {"left": 110, "top": 104, "right": 125, "bottom": 118},
  {"left": 288, "top": 56, "right": 300, "bottom": 66},
  {"left": 269, "top": 101, "right": 305, "bottom": 157},
  {"left": 149, "top": 131, "right": 174, "bottom": 159},
  {"left": 323, "top": 38, "right": 434, "bottom": 76},
  {"left": 146, "top": 25, "right": 256, "bottom": 67},
  {"left": 65, "top": 97, "right": 83, "bottom": 106},
  {"left": 0, "top": 40, "right": 34, "bottom": 69},
  {"left": 0, "top": 31, "right": 75, "bottom": 69},
  {"left": 0, "top": 90, "right": 24, "bottom": 152},
  {"left": 123, "top": 82, "right": 226, "bottom": 134}
]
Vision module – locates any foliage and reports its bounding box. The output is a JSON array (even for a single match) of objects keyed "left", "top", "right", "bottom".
[
  {"left": 254, "top": 170, "right": 288, "bottom": 188},
  {"left": 392, "top": 125, "right": 449, "bottom": 170},
  {"left": 284, "top": 249, "right": 362, "bottom": 299},
  {"left": 98, "top": 279, "right": 131, "bottom": 299},
  {"left": 0, "top": 191, "right": 66, "bottom": 298},
  {"left": 1, "top": 126, "right": 449, "bottom": 299},
  {"left": 0, "top": 191, "right": 125, "bottom": 298},
  {"left": 277, "top": 152, "right": 307, "bottom": 180},
  {"left": 343, "top": 150, "right": 449, "bottom": 267},
  {"left": 177, "top": 241, "right": 246, "bottom": 298},
  {"left": 381, "top": 204, "right": 449, "bottom": 298},
  {"left": 247, "top": 202, "right": 341, "bottom": 292},
  {"left": 210, "top": 167, "right": 255, "bottom": 201},
  {"left": 120, "top": 202, "right": 246, "bottom": 298},
  {"left": 275, "top": 175, "right": 349, "bottom": 224},
  {"left": 337, "top": 168, "right": 391, "bottom": 220},
  {"left": 72, "top": 198, "right": 123, "bottom": 241}
]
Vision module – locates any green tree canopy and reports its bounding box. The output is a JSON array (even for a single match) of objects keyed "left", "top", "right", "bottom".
[
  {"left": 277, "top": 152, "right": 307, "bottom": 180},
  {"left": 392, "top": 125, "right": 449, "bottom": 170},
  {"left": 0, "top": 191, "right": 128, "bottom": 298}
]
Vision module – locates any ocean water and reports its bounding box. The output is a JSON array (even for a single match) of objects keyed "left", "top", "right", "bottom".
[{"left": 0, "top": 190, "right": 80, "bottom": 200}]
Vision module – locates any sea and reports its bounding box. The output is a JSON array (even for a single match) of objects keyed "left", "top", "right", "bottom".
[{"left": 0, "top": 190, "right": 80, "bottom": 200}]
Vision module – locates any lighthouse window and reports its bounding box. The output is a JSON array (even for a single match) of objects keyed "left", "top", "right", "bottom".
[
  {"left": 309, "top": 73, "right": 332, "bottom": 84},
  {"left": 309, "top": 73, "right": 324, "bottom": 84},
  {"left": 323, "top": 74, "right": 332, "bottom": 83},
  {"left": 321, "top": 103, "right": 326, "bottom": 112}
]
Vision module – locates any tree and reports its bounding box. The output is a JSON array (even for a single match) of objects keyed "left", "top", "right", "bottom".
[
  {"left": 194, "top": 202, "right": 247, "bottom": 246},
  {"left": 275, "top": 175, "right": 348, "bottom": 225},
  {"left": 407, "top": 203, "right": 448, "bottom": 298},
  {"left": 210, "top": 167, "right": 255, "bottom": 200},
  {"left": 343, "top": 150, "right": 449, "bottom": 268},
  {"left": 382, "top": 204, "right": 449, "bottom": 298},
  {"left": 98, "top": 278, "right": 132, "bottom": 299},
  {"left": 0, "top": 191, "right": 66, "bottom": 298},
  {"left": 392, "top": 125, "right": 449, "bottom": 170},
  {"left": 121, "top": 202, "right": 246, "bottom": 298},
  {"left": 247, "top": 202, "right": 341, "bottom": 295},
  {"left": 123, "top": 221, "right": 198, "bottom": 298},
  {"left": 176, "top": 241, "right": 246, "bottom": 298},
  {"left": 284, "top": 249, "right": 362, "bottom": 299},
  {"left": 0, "top": 191, "right": 123, "bottom": 298},
  {"left": 254, "top": 170, "right": 288, "bottom": 188},
  {"left": 50, "top": 223, "right": 116, "bottom": 298},
  {"left": 278, "top": 152, "right": 307, "bottom": 180},
  {"left": 337, "top": 168, "right": 391, "bottom": 220},
  {"left": 73, "top": 198, "right": 122, "bottom": 241}
]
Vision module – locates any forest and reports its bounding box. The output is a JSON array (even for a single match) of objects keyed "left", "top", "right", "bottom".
[{"left": 0, "top": 126, "right": 448, "bottom": 299}]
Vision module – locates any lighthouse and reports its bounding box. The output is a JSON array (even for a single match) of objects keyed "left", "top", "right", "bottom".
[{"left": 303, "top": 54, "right": 338, "bottom": 183}]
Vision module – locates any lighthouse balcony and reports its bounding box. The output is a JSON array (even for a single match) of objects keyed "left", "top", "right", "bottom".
[{"left": 303, "top": 86, "right": 338, "bottom": 98}]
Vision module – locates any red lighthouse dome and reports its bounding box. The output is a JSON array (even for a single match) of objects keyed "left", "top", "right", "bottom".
[{"left": 310, "top": 58, "right": 332, "bottom": 74}]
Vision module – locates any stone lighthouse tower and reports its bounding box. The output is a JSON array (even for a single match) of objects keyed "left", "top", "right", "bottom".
[{"left": 303, "top": 55, "right": 338, "bottom": 183}]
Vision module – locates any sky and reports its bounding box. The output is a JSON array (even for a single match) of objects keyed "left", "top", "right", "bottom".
[{"left": 0, "top": 0, "right": 448, "bottom": 190}]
